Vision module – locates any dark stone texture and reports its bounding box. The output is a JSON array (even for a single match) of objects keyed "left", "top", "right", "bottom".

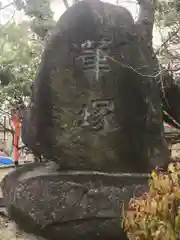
[
  {"left": 1, "top": 162, "right": 149, "bottom": 240},
  {"left": 22, "top": 107, "right": 42, "bottom": 158},
  {"left": 22, "top": 0, "right": 169, "bottom": 173}
]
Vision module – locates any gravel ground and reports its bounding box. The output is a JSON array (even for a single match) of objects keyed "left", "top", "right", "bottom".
[
  {"left": 0, "top": 217, "right": 45, "bottom": 240},
  {"left": 0, "top": 167, "right": 46, "bottom": 240}
]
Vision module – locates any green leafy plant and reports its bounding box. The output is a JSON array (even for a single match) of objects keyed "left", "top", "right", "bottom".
[
  {"left": 0, "top": 22, "right": 43, "bottom": 109},
  {"left": 123, "top": 162, "right": 180, "bottom": 240}
]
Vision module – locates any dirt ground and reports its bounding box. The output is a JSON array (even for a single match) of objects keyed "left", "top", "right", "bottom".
[{"left": 0, "top": 167, "right": 46, "bottom": 240}]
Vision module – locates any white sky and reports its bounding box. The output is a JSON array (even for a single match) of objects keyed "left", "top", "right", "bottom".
[
  {"left": 0, "top": 0, "right": 139, "bottom": 23},
  {"left": 51, "top": 0, "right": 139, "bottom": 21},
  {"left": 0, "top": 0, "right": 162, "bottom": 47}
]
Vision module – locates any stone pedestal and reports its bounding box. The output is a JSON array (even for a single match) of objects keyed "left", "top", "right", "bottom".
[{"left": 1, "top": 162, "right": 148, "bottom": 240}]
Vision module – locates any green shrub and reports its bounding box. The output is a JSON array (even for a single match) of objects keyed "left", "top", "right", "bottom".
[{"left": 123, "top": 162, "right": 180, "bottom": 240}]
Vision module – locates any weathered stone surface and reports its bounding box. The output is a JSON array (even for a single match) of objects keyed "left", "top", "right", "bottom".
[
  {"left": 1, "top": 162, "right": 149, "bottom": 240},
  {"left": 22, "top": 107, "right": 42, "bottom": 159},
  {"left": 22, "top": 0, "right": 169, "bottom": 173}
]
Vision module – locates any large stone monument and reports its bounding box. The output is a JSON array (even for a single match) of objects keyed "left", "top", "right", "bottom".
[
  {"left": 1, "top": 0, "right": 171, "bottom": 239},
  {"left": 22, "top": 0, "right": 169, "bottom": 173}
]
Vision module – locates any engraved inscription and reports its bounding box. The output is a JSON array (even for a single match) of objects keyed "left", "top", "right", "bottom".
[
  {"left": 76, "top": 40, "right": 111, "bottom": 81},
  {"left": 77, "top": 99, "right": 116, "bottom": 132}
]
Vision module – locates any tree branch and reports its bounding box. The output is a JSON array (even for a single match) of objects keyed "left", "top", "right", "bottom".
[
  {"left": 1, "top": 10, "right": 16, "bottom": 28},
  {"left": 155, "top": 27, "right": 180, "bottom": 55},
  {"left": 136, "top": 0, "right": 155, "bottom": 41},
  {"left": 0, "top": 2, "right": 14, "bottom": 10},
  {"left": 62, "top": 0, "right": 70, "bottom": 9}
]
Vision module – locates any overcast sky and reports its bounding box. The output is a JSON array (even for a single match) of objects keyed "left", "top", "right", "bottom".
[
  {"left": 0, "top": 0, "right": 139, "bottom": 23},
  {"left": 0, "top": 0, "right": 162, "bottom": 46}
]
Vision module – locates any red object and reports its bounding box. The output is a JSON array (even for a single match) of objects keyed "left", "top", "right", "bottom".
[{"left": 9, "top": 115, "right": 21, "bottom": 164}]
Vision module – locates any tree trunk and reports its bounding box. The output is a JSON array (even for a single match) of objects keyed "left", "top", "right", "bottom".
[{"left": 137, "top": 0, "right": 155, "bottom": 42}]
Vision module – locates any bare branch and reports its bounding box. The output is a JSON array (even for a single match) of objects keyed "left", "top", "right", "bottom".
[
  {"left": 155, "top": 28, "right": 180, "bottom": 55},
  {"left": 0, "top": 2, "right": 14, "bottom": 10},
  {"left": 163, "top": 109, "right": 180, "bottom": 129},
  {"left": 99, "top": 49, "right": 162, "bottom": 78},
  {"left": 0, "top": 10, "right": 16, "bottom": 29}
]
